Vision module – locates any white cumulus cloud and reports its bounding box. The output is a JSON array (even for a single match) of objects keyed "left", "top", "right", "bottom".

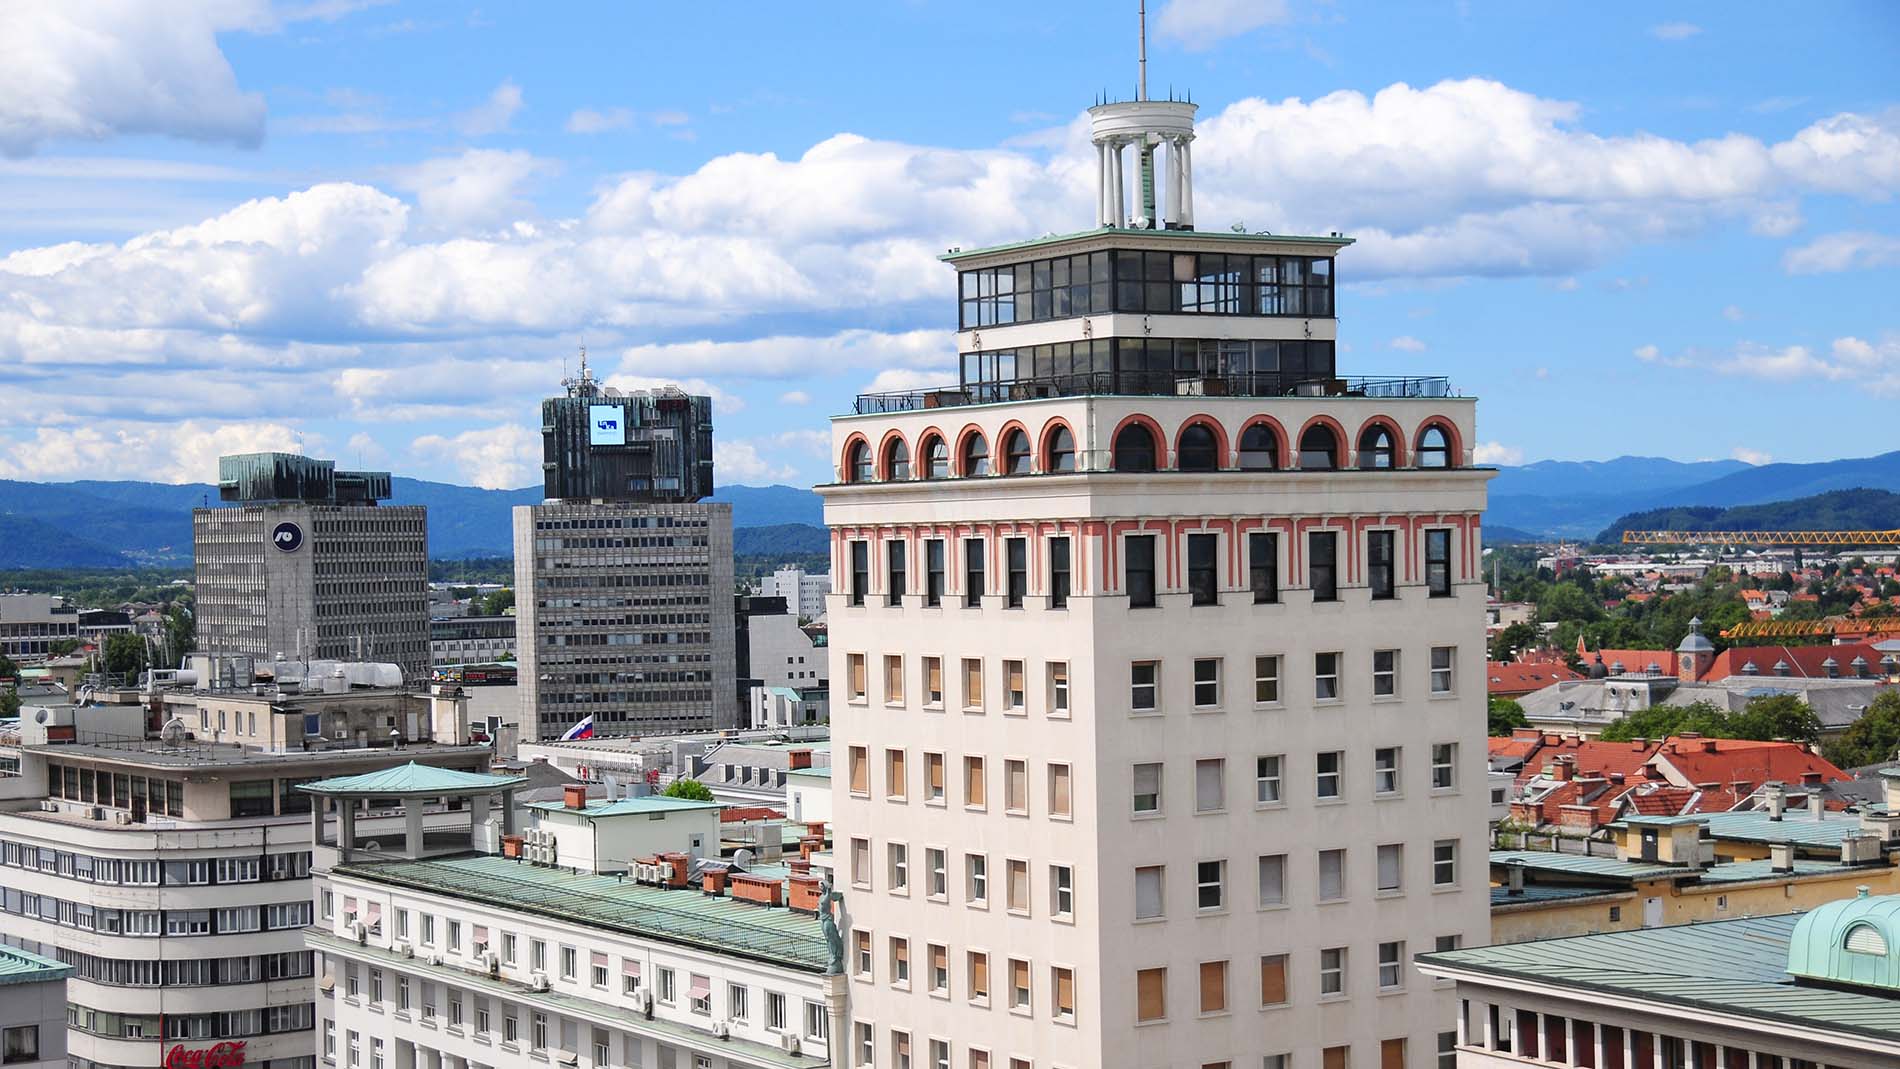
[
  {"left": 1473, "top": 442, "right": 1524, "bottom": 466},
  {"left": 454, "top": 80, "right": 523, "bottom": 138},
  {"left": 1650, "top": 21, "right": 1702, "bottom": 40},
  {"left": 1155, "top": 0, "right": 1292, "bottom": 49},
  {"left": 1389, "top": 335, "right": 1426, "bottom": 352},
  {"left": 565, "top": 107, "right": 632, "bottom": 134},
  {"left": 1782, "top": 230, "right": 1900, "bottom": 274},
  {"left": 0, "top": 419, "right": 313, "bottom": 482},
  {"left": 391, "top": 149, "right": 555, "bottom": 228},
  {"left": 410, "top": 423, "right": 537, "bottom": 489},
  {"left": 1731, "top": 447, "right": 1772, "bottom": 465}
]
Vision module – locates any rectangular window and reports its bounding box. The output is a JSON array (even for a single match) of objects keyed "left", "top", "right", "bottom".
[
  {"left": 1374, "top": 747, "right": 1401, "bottom": 796},
  {"left": 1195, "top": 758, "right": 1225, "bottom": 813},
  {"left": 1378, "top": 941, "right": 1405, "bottom": 990},
  {"left": 1257, "top": 854, "right": 1286, "bottom": 907},
  {"left": 849, "top": 745, "right": 869, "bottom": 795},
  {"left": 1049, "top": 537, "right": 1071, "bottom": 608},
  {"left": 964, "top": 756, "right": 986, "bottom": 809},
  {"left": 1431, "top": 646, "right": 1456, "bottom": 694},
  {"left": 1373, "top": 649, "right": 1397, "bottom": 697},
  {"left": 848, "top": 654, "right": 867, "bottom": 702},
  {"left": 924, "top": 657, "right": 944, "bottom": 706},
  {"left": 1188, "top": 532, "right": 1218, "bottom": 605},
  {"left": 932, "top": 1041, "right": 951, "bottom": 1069},
  {"left": 885, "top": 655, "right": 905, "bottom": 705},
  {"left": 1255, "top": 755, "right": 1283, "bottom": 804},
  {"left": 1249, "top": 532, "right": 1279, "bottom": 604},
  {"left": 967, "top": 951, "right": 990, "bottom": 1002},
  {"left": 1048, "top": 763, "right": 1072, "bottom": 818},
  {"left": 767, "top": 992, "right": 787, "bottom": 1032},
  {"left": 1136, "top": 967, "right": 1167, "bottom": 1023},
  {"left": 962, "top": 659, "right": 985, "bottom": 711},
  {"left": 926, "top": 539, "right": 946, "bottom": 607},
  {"left": 1434, "top": 840, "right": 1459, "bottom": 886},
  {"left": 1008, "top": 957, "right": 1031, "bottom": 1011},
  {"left": 1318, "top": 849, "right": 1345, "bottom": 902},
  {"left": 889, "top": 842, "right": 909, "bottom": 891},
  {"left": 966, "top": 854, "right": 988, "bottom": 905},
  {"left": 1260, "top": 955, "right": 1289, "bottom": 1007},
  {"left": 1051, "top": 864, "right": 1074, "bottom": 918},
  {"left": 1132, "top": 762, "right": 1162, "bottom": 814},
  {"left": 886, "top": 748, "right": 907, "bottom": 800},
  {"left": 1135, "top": 865, "right": 1164, "bottom": 920},
  {"left": 854, "top": 930, "right": 872, "bottom": 979},
  {"left": 1048, "top": 662, "right": 1070, "bottom": 716},
  {"left": 850, "top": 541, "right": 869, "bottom": 606},
  {"left": 1309, "top": 532, "right": 1337, "bottom": 601},
  {"left": 926, "top": 752, "right": 945, "bottom": 802},
  {"left": 965, "top": 538, "right": 986, "bottom": 607},
  {"left": 560, "top": 946, "right": 577, "bottom": 979},
  {"left": 1316, "top": 751, "right": 1342, "bottom": 800},
  {"left": 1431, "top": 743, "right": 1458, "bottom": 790},
  {"left": 1192, "top": 659, "right": 1220, "bottom": 707},
  {"left": 1053, "top": 965, "right": 1076, "bottom": 1021},
  {"left": 928, "top": 943, "right": 949, "bottom": 994},
  {"left": 1197, "top": 859, "right": 1226, "bottom": 911},
  {"left": 1199, "top": 960, "right": 1228, "bottom": 1015},
  {"left": 1127, "top": 535, "right": 1157, "bottom": 608},
  {"left": 1319, "top": 947, "right": 1346, "bottom": 997},
  {"left": 927, "top": 848, "right": 947, "bottom": 898},
  {"left": 891, "top": 937, "right": 911, "bottom": 986},
  {"left": 1376, "top": 844, "right": 1403, "bottom": 893},
  {"left": 1005, "top": 538, "right": 1027, "bottom": 608},
  {"left": 1367, "top": 530, "right": 1395, "bottom": 600},
  {"left": 851, "top": 839, "right": 870, "bottom": 887},
  {"left": 1426, "top": 529, "right": 1452, "bottom": 597},
  {"left": 1438, "top": 1032, "right": 1458, "bottom": 1069},
  {"left": 1131, "top": 661, "right": 1158, "bottom": 711},
  {"left": 1383, "top": 1040, "right": 1407, "bottom": 1069},
  {"left": 1004, "top": 660, "right": 1026, "bottom": 711},
  {"left": 1005, "top": 759, "right": 1028, "bottom": 814},
  {"left": 1254, "top": 655, "right": 1281, "bottom": 703},
  {"left": 1315, "top": 652, "right": 1340, "bottom": 701},
  {"left": 887, "top": 540, "right": 907, "bottom": 607}
]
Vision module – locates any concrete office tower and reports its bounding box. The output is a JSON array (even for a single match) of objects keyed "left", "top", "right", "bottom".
[
  {"left": 514, "top": 359, "right": 738, "bottom": 739},
  {"left": 820, "top": 66, "right": 1492, "bottom": 1069},
  {"left": 193, "top": 453, "right": 430, "bottom": 681}
]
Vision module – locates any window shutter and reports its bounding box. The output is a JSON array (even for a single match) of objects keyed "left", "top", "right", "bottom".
[
  {"left": 1378, "top": 846, "right": 1402, "bottom": 891},
  {"left": 1136, "top": 968, "right": 1166, "bottom": 1021},
  {"left": 1381, "top": 1039, "right": 1406, "bottom": 1069},
  {"left": 1260, "top": 955, "right": 1287, "bottom": 1005},
  {"left": 1135, "top": 868, "right": 1162, "bottom": 918},
  {"left": 1199, "top": 960, "right": 1226, "bottom": 1013},
  {"left": 1196, "top": 760, "right": 1224, "bottom": 811},
  {"left": 1323, "top": 1047, "right": 1348, "bottom": 1069}
]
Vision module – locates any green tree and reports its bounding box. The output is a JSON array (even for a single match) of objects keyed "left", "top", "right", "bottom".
[
  {"left": 660, "top": 778, "right": 715, "bottom": 802},
  {"left": 1536, "top": 582, "right": 1601, "bottom": 625},
  {"left": 1728, "top": 694, "right": 1822, "bottom": 744},
  {"left": 1488, "top": 697, "right": 1529, "bottom": 737},
  {"left": 102, "top": 633, "right": 149, "bottom": 679},
  {"left": 1824, "top": 691, "right": 1900, "bottom": 769},
  {"left": 1488, "top": 622, "right": 1541, "bottom": 662},
  {"left": 0, "top": 686, "right": 19, "bottom": 719},
  {"left": 48, "top": 638, "right": 81, "bottom": 657},
  {"left": 1599, "top": 701, "right": 1735, "bottom": 742},
  {"left": 479, "top": 589, "right": 516, "bottom": 617},
  {"left": 0, "top": 652, "right": 18, "bottom": 680},
  {"left": 162, "top": 605, "right": 196, "bottom": 665}
]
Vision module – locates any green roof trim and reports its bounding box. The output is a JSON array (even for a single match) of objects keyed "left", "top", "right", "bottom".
[
  {"left": 334, "top": 854, "right": 827, "bottom": 971},
  {"left": 1490, "top": 850, "right": 1685, "bottom": 882},
  {"left": 0, "top": 944, "right": 74, "bottom": 986},
  {"left": 300, "top": 761, "right": 527, "bottom": 797},
  {"left": 940, "top": 225, "right": 1354, "bottom": 263},
  {"left": 528, "top": 796, "right": 723, "bottom": 817},
  {"left": 1789, "top": 888, "right": 1900, "bottom": 990},
  {"left": 1420, "top": 912, "right": 1900, "bottom": 1044}
]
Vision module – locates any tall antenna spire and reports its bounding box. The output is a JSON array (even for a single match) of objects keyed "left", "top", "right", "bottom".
[{"left": 1138, "top": 0, "right": 1148, "bottom": 101}]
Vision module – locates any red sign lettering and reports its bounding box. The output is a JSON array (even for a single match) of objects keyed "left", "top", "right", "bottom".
[{"left": 165, "top": 1041, "right": 247, "bottom": 1069}]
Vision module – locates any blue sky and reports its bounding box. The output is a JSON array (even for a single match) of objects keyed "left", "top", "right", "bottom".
[{"left": 0, "top": 1, "right": 1895, "bottom": 488}]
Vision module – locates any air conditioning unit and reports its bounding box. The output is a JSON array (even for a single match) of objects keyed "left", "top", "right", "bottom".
[
  {"left": 529, "top": 971, "right": 550, "bottom": 992},
  {"left": 639, "top": 990, "right": 654, "bottom": 1016},
  {"left": 39, "top": 801, "right": 57, "bottom": 812},
  {"left": 427, "top": 953, "right": 444, "bottom": 967},
  {"left": 556, "top": 1055, "right": 578, "bottom": 1069},
  {"left": 479, "top": 950, "right": 499, "bottom": 977},
  {"left": 114, "top": 811, "right": 133, "bottom": 825},
  {"left": 87, "top": 806, "right": 105, "bottom": 821},
  {"left": 350, "top": 920, "right": 368, "bottom": 945},
  {"left": 710, "top": 1022, "right": 731, "bottom": 1040},
  {"left": 778, "top": 1033, "right": 802, "bottom": 1055},
  {"left": 395, "top": 941, "right": 413, "bottom": 958}
]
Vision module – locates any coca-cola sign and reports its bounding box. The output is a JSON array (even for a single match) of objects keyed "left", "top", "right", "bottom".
[{"left": 165, "top": 1042, "right": 247, "bottom": 1069}]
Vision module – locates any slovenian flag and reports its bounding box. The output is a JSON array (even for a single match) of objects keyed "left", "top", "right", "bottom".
[{"left": 559, "top": 715, "right": 596, "bottom": 741}]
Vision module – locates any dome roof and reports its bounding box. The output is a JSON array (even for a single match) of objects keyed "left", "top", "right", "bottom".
[
  {"left": 1788, "top": 888, "right": 1900, "bottom": 991},
  {"left": 1676, "top": 616, "right": 1717, "bottom": 654}
]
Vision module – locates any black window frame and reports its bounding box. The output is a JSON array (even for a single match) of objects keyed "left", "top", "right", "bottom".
[
  {"left": 1188, "top": 533, "right": 1219, "bottom": 606},
  {"left": 1046, "top": 427, "right": 1077, "bottom": 472},
  {"left": 964, "top": 538, "right": 986, "bottom": 608},
  {"left": 886, "top": 540, "right": 907, "bottom": 607},
  {"left": 925, "top": 539, "right": 946, "bottom": 607},
  {"left": 1426, "top": 529, "right": 1453, "bottom": 597},
  {"left": 1049, "top": 537, "right": 1071, "bottom": 609},
  {"left": 1309, "top": 532, "right": 1338, "bottom": 602},
  {"left": 1368, "top": 530, "right": 1396, "bottom": 600},
  {"left": 922, "top": 436, "right": 950, "bottom": 479},
  {"left": 1002, "top": 430, "right": 1032, "bottom": 475},
  {"left": 1126, "top": 535, "right": 1157, "bottom": 609},
  {"left": 1113, "top": 424, "right": 1158, "bottom": 472},
  {"left": 962, "top": 433, "right": 990, "bottom": 476},
  {"left": 1178, "top": 423, "right": 1220, "bottom": 471},
  {"left": 849, "top": 541, "right": 869, "bottom": 607},
  {"left": 1249, "top": 532, "right": 1279, "bottom": 604},
  {"left": 1005, "top": 538, "right": 1027, "bottom": 609}
]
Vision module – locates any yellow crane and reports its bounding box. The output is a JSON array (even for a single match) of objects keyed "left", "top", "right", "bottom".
[{"left": 1621, "top": 530, "right": 1900, "bottom": 546}]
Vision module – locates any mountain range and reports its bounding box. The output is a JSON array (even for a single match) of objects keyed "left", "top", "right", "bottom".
[{"left": 2, "top": 449, "right": 1896, "bottom": 567}]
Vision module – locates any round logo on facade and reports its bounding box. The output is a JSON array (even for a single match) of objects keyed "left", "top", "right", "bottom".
[{"left": 271, "top": 521, "right": 304, "bottom": 553}]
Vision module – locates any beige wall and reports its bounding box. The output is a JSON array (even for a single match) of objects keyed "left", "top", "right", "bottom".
[{"left": 1491, "top": 864, "right": 1900, "bottom": 943}]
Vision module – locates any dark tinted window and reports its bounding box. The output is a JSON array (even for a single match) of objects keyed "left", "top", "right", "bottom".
[
  {"left": 1310, "top": 532, "right": 1338, "bottom": 602},
  {"left": 1127, "top": 536, "right": 1157, "bottom": 609},
  {"left": 1115, "top": 424, "right": 1158, "bottom": 472},
  {"left": 1179, "top": 423, "right": 1220, "bottom": 471},
  {"left": 1188, "top": 534, "right": 1218, "bottom": 606},
  {"left": 1250, "top": 533, "right": 1278, "bottom": 604}
]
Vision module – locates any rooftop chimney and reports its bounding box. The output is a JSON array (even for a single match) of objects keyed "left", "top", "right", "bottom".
[
  {"left": 1810, "top": 791, "right": 1826, "bottom": 821},
  {"left": 1800, "top": 771, "right": 1823, "bottom": 787},
  {"left": 788, "top": 748, "right": 813, "bottom": 770},
  {"left": 1766, "top": 783, "right": 1786, "bottom": 821},
  {"left": 1506, "top": 863, "right": 1525, "bottom": 896},
  {"left": 563, "top": 783, "right": 589, "bottom": 810},
  {"left": 1702, "top": 738, "right": 1718, "bottom": 754},
  {"left": 1770, "top": 841, "right": 1795, "bottom": 874}
]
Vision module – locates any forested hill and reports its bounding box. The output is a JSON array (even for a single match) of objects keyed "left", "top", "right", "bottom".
[{"left": 1599, "top": 489, "right": 1900, "bottom": 543}]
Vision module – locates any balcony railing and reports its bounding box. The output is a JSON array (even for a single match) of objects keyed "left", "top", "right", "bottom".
[{"left": 854, "top": 372, "right": 1453, "bottom": 414}]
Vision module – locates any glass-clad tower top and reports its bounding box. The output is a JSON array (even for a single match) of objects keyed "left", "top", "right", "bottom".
[{"left": 218, "top": 452, "right": 392, "bottom": 505}]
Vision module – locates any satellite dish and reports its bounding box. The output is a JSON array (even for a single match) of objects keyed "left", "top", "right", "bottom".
[
  {"left": 34, "top": 709, "right": 50, "bottom": 725},
  {"left": 159, "top": 717, "right": 190, "bottom": 744}
]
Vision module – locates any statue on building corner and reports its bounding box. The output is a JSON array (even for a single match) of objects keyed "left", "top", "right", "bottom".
[{"left": 819, "top": 875, "right": 845, "bottom": 974}]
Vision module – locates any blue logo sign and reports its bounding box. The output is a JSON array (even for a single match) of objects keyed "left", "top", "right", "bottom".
[
  {"left": 597, "top": 417, "right": 619, "bottom": 433},
  {"left": 587, "top": 403, "right": 626, "bottom": 446},
  {"left": 271, "top": 521, "right": 304, "bottom": 553}
]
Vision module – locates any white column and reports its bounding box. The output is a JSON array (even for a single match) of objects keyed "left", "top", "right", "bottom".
[
  {"left": 1109, "top": 141, "right": 1125, "bottom": 227},
  {"left": 1165, "top": 137, "right": 1183, "bottom": 226},
  {"left": 1179, "top": 137, "right": 1194, "bottom": 226},
  {"left": 1095, "top": 142, "right": 1110, "bottom": 226}
]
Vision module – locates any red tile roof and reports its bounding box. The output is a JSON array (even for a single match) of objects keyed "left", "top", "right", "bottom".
[
  {"left": 1486, "top": 659, "right": 1584, "bottom": 697},
  {"left": 1699, "top": 641, "right": 1887, "bottom": 681},
  {"left": 719, "top": 806, "right": 786, "bottom": 823},
  {"left": 1625, "top": 785, "right": 1699, "bottom": 816},
  {"left": 1580, "top": 647, "right": 1677, "bottom": 677},
  {"left": 1645, "top": 738, "right": 1849, "bottom": 797},
  {"left": 1515, "top": 735, "right": 1663, "bottom": 786}
]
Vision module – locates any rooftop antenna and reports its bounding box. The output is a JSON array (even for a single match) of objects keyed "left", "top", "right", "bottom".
[{"left": 1138, "top": 0, "right": 1148, "bottom": 101}]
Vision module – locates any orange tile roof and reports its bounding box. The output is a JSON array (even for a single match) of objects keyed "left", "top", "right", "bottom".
[
  {"left": 1486, "top": 659, "right": 1584, "bottom": 696},
  {"left": 1701, "top": 641, "right": 1886, "bottom": 681},
  {"left": 1516, "top": 736, "right": 1662, "bottom": 786},
  {"left": 718, "top": 806, "right": 786, "bottom": 823},
  {"left": 1646, "top": 738, "right": 1849, "bottom": 798}
]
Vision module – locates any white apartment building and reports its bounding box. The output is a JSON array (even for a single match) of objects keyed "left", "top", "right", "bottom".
[
  {"left": 0, "top": 944, "right": 73, "bottom": 1069},
  {"left": 310, "top": 769, "right": 845, "bottom": 1069},
  {"left": 0, "top": 718, "right": 494, "bottom": 1069},
  {"left": 755, "top": 568, "right": 832, "bottom": 623},
  {"left": 821, "top": 80, "right": 1490, "bottom": 1069},
  {"left": 0, "top": 594, "right": 79, "bottom": 661}
]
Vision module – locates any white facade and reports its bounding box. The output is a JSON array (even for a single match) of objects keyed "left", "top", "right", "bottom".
[
  {"left": 784, "top": 769, "right": 832, "bottom": 828},
  {"left": 745, "top": 613, "right": 825, "bottom": 690},
  {"left": 0, "top": 594, "right": 78, "bottom": 661},
  {"left": 0, "top": 946, "right": 73, "bottom": 1069},
  {"left": 528, "top": 797, "right": 723, "bottom": 872},
  {"left": 755, "top": 567, "right": 831, "bottom": 623}
]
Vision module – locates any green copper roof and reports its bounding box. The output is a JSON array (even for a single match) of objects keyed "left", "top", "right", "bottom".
[
  {"left": 1420, "top": 912, "right": 1900, "bottom": 1044},
  {"left": 528, "top": 796, "right": 722, "bottom": 817},
  {"left": 1789, "top": 888, "right": 1900, "bottom": 990},
  {"left": 0, "top": 944, "right": 74, "bottom": 986},
  {"left": 300, "top": 761, "right": 527, "bottom": 797},
  {"left": 940, "top": 225, "right": 1354, "bottom": 263},
  {"left": 1491, "top": 850, "right": 1687, "bottom": 881},
  {"left": 334, "top": 853, "right": 827, "bottom": 972},
  {"left": 1609, "top": 809, "right": 1868, "bottom": 849}
]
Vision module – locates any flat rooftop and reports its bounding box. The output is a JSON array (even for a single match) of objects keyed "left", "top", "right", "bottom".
[
  {"left": 1491, "top": 849, "right": 1883, "bottom": 887},
  {"left": 26, "top": 739, "right": 488, "bottom": 772},
  {"left": 1421, "top": 913, "right": 1900, "bottom": 1044},
  {"left": 0, "top": 944, "right": 74, "bottom": 986},
  {"left": 333, "top": 853, "right": 827, "bottom": 972}
]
